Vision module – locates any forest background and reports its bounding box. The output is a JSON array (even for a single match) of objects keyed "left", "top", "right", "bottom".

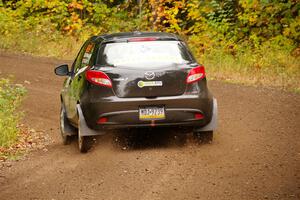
[{"left": 0, "top": 0, "right": 299, "bottom": 91}]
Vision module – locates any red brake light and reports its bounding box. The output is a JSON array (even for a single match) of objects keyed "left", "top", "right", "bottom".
[
  {"left": 86, "top": 69, "right": 112, "bottom": 88},
  {"left": 194, "top": 113, "right": 204, "bottom": 119},
  {"left": 97, "top": 117, "right": 108, "bottom": 124},
  {"left": 128, "top": 37, "right": 158, "bottom": 42},
  {"left": 186, "top": 66, "right": 206, "bottom": 84}
]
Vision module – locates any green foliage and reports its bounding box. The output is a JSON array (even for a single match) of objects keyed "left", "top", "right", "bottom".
[
  {"left": 0, "top": 0, "right": 299, "bottom": 91},
  {"left": 0, "top": 78, "right": 27, "bottom": 147},
  {"left": 1, "top": 0, "right": 298, "bottom": 44},
  {"left": 236, "top": 0, "right": 300, "bottom": 45}
]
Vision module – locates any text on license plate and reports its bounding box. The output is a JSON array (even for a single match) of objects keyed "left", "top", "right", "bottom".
[{"left": 139, "top": 106, "right": 165, "bottom": 120}]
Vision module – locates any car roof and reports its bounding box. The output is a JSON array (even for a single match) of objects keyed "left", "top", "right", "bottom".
[{"left": 93, "top": 31, "right": 181, "bottom": 43}]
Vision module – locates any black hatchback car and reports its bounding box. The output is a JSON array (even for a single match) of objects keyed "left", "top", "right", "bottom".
[{"left": 55, "top": 32, "right": 217, "bottom": 152}]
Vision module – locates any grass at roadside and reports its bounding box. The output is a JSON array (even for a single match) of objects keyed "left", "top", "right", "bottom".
[
  {"left": 0, "top": 78, "right": 26, "bottom": 160},
  {"left": 201, "top": 46, "right": 300, "bottom": 93},
  {"left": 0, "top": 78, "right": 50, "bottom": 162},
  {"left": 0, "top": 78, "right": 26, "bottom": 147}
]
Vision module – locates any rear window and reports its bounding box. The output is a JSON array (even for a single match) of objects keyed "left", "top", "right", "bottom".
[{"left": 96, "top": 41, "right": 193, "bottom": 68}]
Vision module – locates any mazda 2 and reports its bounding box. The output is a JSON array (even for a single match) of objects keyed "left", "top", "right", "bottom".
[{"left": 55, "top": 32, "right": 217, "bottom": 152}]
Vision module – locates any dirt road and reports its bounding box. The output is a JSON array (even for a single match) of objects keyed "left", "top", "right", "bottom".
[{"left": 0, "top": 52, "right": 299, "bottom": 200}]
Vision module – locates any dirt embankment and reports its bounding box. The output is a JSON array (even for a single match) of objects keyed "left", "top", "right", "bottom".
[{"left": 0, "top": 53, "right": 299, "bottom": 200}]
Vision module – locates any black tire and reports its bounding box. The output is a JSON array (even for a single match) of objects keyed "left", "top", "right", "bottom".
[
  {"left": 78, "top": 117, "right": 94, "bottom": 153},
  {"left": 193, "top": 131, "right": 213, "bottom": 144},
  {"left": 78, "top": 135, "right": 93, "bottom": 153},
  {"left": 60, "top": 105, "right": 72, "bottom": 145}
]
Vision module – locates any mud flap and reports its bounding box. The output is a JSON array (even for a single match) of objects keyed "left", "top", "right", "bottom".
[
  {"left": 61, "top": 106, "right": 77, "bottom": 136},
  {"left": 77, "top": 104, "right": 106, "bottom": 136},
  {"left": 195, "top": 98, "right": 218, "bottom": 132}
]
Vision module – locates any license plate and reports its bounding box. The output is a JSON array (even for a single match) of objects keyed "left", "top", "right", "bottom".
[{"left": 139, "top": 106, "right": 165, "bottom": 120}]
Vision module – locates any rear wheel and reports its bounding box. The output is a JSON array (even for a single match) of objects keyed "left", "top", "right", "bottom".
[
  {"left": 193, "top": 131, "right": 213, "bottom": 144},
  {"left": 78, "top": 135, "right": 93, "bottom": 153},
  {"left": 78, "top": 118, "right": 93, "bottom": 153},
  {"left": 60, "top": 105, "right": 72, "bottom": 145}
]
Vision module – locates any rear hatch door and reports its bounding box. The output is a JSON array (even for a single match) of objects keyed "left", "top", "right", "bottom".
[
  {"left": 95, "top": 40, "right": 195, "bottom": 98},
  {"left": 99, "top": 64, "right": 191, "bottom": 98}
]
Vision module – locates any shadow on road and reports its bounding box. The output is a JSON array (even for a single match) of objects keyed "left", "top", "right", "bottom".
[
  {"left": 93, "top": 128, "right": 192, "bottom": 151},
  {"left": 62, "top": 128, "right": 213, "bottom": 152}
]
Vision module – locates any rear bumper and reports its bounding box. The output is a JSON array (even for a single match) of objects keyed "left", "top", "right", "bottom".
[
  {"left": 79, "top": 92, "right": 215, "bottom": 134},
  {"left": 77, "top": 98, "right": 217, "bottom": 136},
  {"left": 95, "top": 108, "right": 209, "bottom": 129}
]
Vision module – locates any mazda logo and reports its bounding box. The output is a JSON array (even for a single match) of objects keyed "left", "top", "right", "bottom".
[{"left": 144, "top": 71, "right": 155, "bottom": 80}]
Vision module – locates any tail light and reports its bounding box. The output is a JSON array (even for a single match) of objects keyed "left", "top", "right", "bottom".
[
  {"left": 86, "top": 69, "right": 112, "bottom": 88},
  {"left": 97, "top": 117, "right": 108, "bottom": 124},
  {"left": 186, "top": 66, "right": 206, "bottom": 84},
  {"left": 194, "top": 113, "right": 204, "bottom": 120}
]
